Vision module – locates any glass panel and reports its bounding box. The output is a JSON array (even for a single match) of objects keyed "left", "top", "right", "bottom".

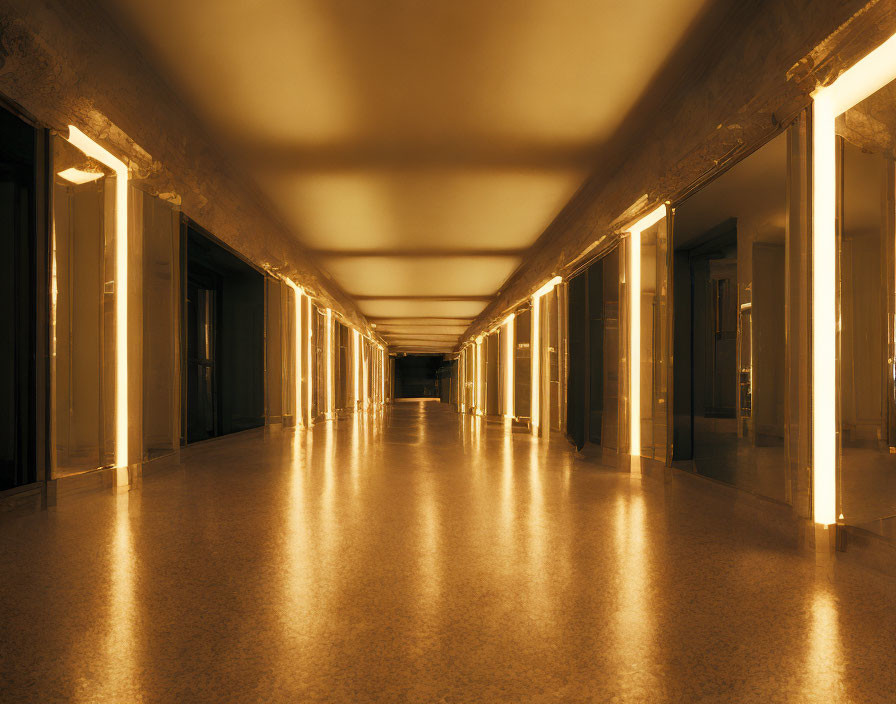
[
  {"left": 672, "top": 131, "right": 789, "bottom": 502},
  {"left": 138, "top": 188, "right": 180, "bottom": 459},
  {"left": 52, "top": 135, "right": 116, "bottom": 477},
  {"left": 514, "top": 308, "right": 531, "bottom": 419},
  {"left": 640, "top": 217, "right": 670, "bottom": 462},
  {"left": 837, "top": 79, "right": 896, "bottom": 540},
  {"left": 265, "top": 277, "right": 283, "bottom": 424},
  {"left": 486, "top": 331, "right": 499, "bottom": 415}
]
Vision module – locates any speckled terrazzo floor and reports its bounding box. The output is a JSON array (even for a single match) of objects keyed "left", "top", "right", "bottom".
[{"left": 1, "top": 400, "right": 895, "bottom": 703}]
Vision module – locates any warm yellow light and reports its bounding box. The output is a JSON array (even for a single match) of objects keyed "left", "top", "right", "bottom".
[
  {"left": 57, "top": 167, "right": 104, "bottom": 185},
  {"left": 533, "top": 275, "right": 562, "bottom": 300},
  {"left": 531, "top": 297, "right": 541, "bottom": 432},
  {"left": 529, "top": 277, "right": 560, "bottom": 433},
  {"left": 810, "top": 31, "right": 896, "bottom": 524},
  {"left": 306, "top": 296, "right": 313, "bottom": 424},
  {"left": 326, "top": 308, "right": 334, "bottom": 418},
  {"left": 286, "top": 280, "right": 303, "bottom": 428},
  {"left": 66, "top": 125, "right": 129, "bottom": 475},
  {"left": 475, "top": 336, "right": 484, "bottom": 415},
  {"left": 504, "top": 313, "right": 515, "bottom": 419},
  {"left": 353, "top": 329, "right": 361, "bottom": 409},
  {"left": 379, "top": 346, "right": 386, "bottom": 405},
  {"left": 626, "top": 204, "right": 666, "bottom": 457}
]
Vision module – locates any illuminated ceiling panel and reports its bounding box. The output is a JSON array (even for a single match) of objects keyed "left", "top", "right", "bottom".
[
  {"left": 359, "top": 300, "right": 487, "bottom": 320},
  {"left": 320, "top": 256, "right": 522, "bottom": 297},
  {"left": 103, "top": 0, "right": 712, "bottom": 351}
]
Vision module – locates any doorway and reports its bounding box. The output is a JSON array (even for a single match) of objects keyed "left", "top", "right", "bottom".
[
  {"left": 182, "top": 222, "right": 264, "bottom": 444},
  {"left": 567, "top": 246, "right": 620, "bottom": 451},
  {"left": 671, "top": 131, "right": 788, "bottom": 502},
  {"left": 0, "top": 105, "right": 36, "bottom": 490}
]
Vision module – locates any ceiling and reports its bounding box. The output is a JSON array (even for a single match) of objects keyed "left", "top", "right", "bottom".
[{"left": 103, "top": 0, "right": 712, "bottom": 353}]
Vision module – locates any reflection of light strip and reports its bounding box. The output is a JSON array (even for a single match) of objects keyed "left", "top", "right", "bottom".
[
  {"left": 530, "top": 276, "right": 561, "bottom": 433},
  {"left": 811, "top": 32, "right": 896, "bottom": 524},
  {"left": 626, "top": 204, "right": 666, "bottom": 457},
  {"left": 326, "top": 309, "right": 334, "bottom": 417},
  {"left": 353, "top": 329, "right": 360, "bottom": 408},
  {"left": 67, "top": 126, "right": 129, "bottom": 474},
  {"left": 306, "top": 296, "right": 313, "bottom": 424},
  {"left": 504, "top": 313, "right": 515, "bottom": 419},
  {"left": 286, "top": 280, "right": 303, "bottom": 427}
]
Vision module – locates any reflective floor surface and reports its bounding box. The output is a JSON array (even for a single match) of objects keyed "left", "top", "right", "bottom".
[{"left": 1, "top": 401, "right": 895, "bottom": 703}]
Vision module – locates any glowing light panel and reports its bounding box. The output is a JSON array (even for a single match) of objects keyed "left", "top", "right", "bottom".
[
  {"left": 504, "top": 313, "right": 515, "bottom": 419},
  {"left": 353, "top": 329, "right": 361, "bottom": 408},
  {"left": 626, "top": 204, "right": 666, "bottom": 457},
  {"left": 811, "top": 31, "right": 896, "bottom": 525},
  {"left": 530, "top": 276, "right": 560, "bottom": 433},
  {"left": 57, "top": 167, "right": 103, "bottom": 185},
  {"left": 326, "top": 308, "right": 334, "bottom": 417},
  {"left": 66, "top": 126, "right": 129, "bottom": 474},
  {"left": 306, "top": 296, "right": 313, "bottom": 424},
  {"left": 286, "top": 280, "right": 303, "bottom": 427}
]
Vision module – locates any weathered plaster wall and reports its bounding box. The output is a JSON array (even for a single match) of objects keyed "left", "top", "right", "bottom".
[
  {"left": 0, "top": 0, "right": 381, "bottom": 340},
  {"left": 459, "top": 0, "right": 896, "bottom": 345}
]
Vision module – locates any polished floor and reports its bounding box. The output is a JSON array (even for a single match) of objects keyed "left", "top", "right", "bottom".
[{"left": 1, "top": 401, "right": 895, "bottom": 703}]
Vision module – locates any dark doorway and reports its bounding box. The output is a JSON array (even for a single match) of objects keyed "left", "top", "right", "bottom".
[
  {"left": 395, "top": 355, "right": 441, "bottom": 398},
  {"left": 0, "top": 105, "right": 36, "bottom": 490},
  {"left": 567, "top": 246, "right": 620, "bottom": 451},
  {"left": 182, "top": 223, "right": 264, "bottom": 444}
]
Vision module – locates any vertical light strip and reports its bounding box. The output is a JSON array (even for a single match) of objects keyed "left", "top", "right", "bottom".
[
  {"left": 362, "top": 340, "right": 369, "bottom": 409},
  {"left": 813, "top": 93, "right": 837, "bottom": 525},
  {"left": 530, "top": 276, "right": 561, "bottom": 433},
  {"left": 326, "top": 309, "right": 334, "bottom": 417},
  {"left": 380, "top": 346, "right": 385, "bottom": 405},
  {"left": 286, "top": 281, "right": 303, "bottom": 428},
  {"left": 504, "top": 313, "right": 515, "bottom": 419},
  {"left": 531, "top": 298, "right": 541, "bottom": 431},
  {"left": 353, "top": 330, "right": 361, "bottom": 409},
  {"left": 306, "top": 296, "right": 313, "bottom": 424},
  {"left": 475, "top": 336, "right": 484, "bottom": 415},
  {"left": 626, "top": 205, "right": 666, "bottom": 457},
  {"left": 459, "top": 348, "right": 465, "bottom": 413},
  {"left": 810, "top": 31, "right": 896, "bottom": 524},
  {"left": 630, "top": 228, "right": 641, "bottom": 456},
  {"left": 66, "top": 126, "right": 129, "bottom": 473}
]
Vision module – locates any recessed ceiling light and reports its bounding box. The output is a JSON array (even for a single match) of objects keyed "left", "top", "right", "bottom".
[{"left": 57, "top": 167, "right": 104, "bottom": 185}]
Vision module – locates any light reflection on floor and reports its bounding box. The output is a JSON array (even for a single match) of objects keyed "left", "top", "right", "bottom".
[{"left": 0, "top": 401, "right": 894, "bottom": 702}]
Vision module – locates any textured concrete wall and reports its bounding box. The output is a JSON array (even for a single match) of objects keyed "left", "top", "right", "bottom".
[
  {"left": 459, "top": 0, "right": 896, "bottom": 344},
  {"left": 0, "top": 0, "right": 380, "bottom": 339}
]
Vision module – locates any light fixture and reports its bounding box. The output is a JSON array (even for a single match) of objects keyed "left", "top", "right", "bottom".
[
  {"left": 286, "top": 280, "right": 303, "bottom": 428},
  {"left": 810, "top": 31, "right": 896, "bottom": 524},
  {"left": 626, "top": 204, "right": 666, "bottom": 458},
  {"left": 66, "top": 126, "right": 129, "bottom": 477},
  {"left": 326, "top": 308, "right": 334, "bottom": 418},
  {"left": 504, "top": 313, "right": 515, "bottom": 420},
  {"left": 533, "top": 276, "right": 562, "bottom": 300},
  {"left": 475, "top": 335, "right": 484, "bottom": 416},
  {"left": 57, "top": 167, "right": 103, "bottom": 185},
  {"left": 306, "top": 296, "right": 313, "bottom": 424},
  {"left": 353, "top": 329, "right": 361, "bottom": 409},
  {"left": 530, "top": 276, "right": 561, "bottom": 434}
]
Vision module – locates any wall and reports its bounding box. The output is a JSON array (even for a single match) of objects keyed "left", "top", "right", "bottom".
[{"left": 0, "top": 0, "right": 380, "bottom": 337}]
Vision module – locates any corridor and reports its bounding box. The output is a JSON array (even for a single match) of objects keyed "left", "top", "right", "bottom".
[{"left": 1, "top": 401, "right": 894, "bottom": 703}]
